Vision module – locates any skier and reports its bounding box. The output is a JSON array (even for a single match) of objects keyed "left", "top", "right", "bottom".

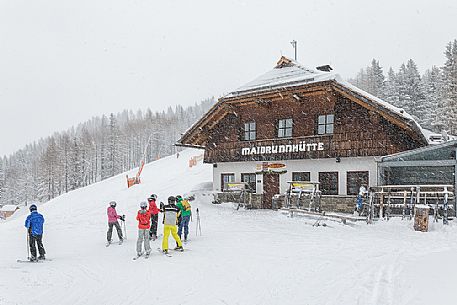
[
  {"left": 24, "top": 204, "right": 46, "bottom": 261},
  {"left": 355, "top": 186, "right": 367, "bottom": 216},
  {"left": 107, "top": 201, "right": 124, "bottom": 246},
  {"left": 176, "top": 195, "right": 191, "bottom": 242},
  {"left": 161, "top": 196, "right": 183, "bottom": 254},
  {"left": 148, "top": 194, "right": 160, "bottom": 240},
  {"left": 136, "top": 201, "right": 152, "bottom": 257}
]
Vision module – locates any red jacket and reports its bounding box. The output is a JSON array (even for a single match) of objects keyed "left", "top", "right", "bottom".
[
  {"left": 136, "top": 210, "right": 151, "bottom": 229},
  {"left": 148, "top": 199, "right": 159, "bottom": 215}
]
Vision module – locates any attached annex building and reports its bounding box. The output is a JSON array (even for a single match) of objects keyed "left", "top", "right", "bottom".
[{"left": 179, "top": 57, "right": 430, "bottom": 210}]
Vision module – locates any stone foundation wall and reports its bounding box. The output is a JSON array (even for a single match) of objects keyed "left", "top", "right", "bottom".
[
  {"left": 215, "top": 192, "right": 357, "bottom": 213},
  {"left": 215, "top": 192, "right": 263, "bottom": 209}
]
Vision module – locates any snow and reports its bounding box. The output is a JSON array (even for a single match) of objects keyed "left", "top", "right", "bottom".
[
  {"left": 225, "top": 58, "right": 335, "bottom": 98},
  {"left": 1, "top": 149, "right": 457, "bottom": 305},
  {"left": 421, "top": 128, "right": 457, "bottom": 144}
]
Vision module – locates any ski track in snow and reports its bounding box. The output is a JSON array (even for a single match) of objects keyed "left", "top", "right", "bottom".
[{"left": 1, "top": 149, "right": 457, "bottom": 305}]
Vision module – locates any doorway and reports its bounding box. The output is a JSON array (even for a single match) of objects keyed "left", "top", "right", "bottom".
[{"left": 263, "top": 172, "right": 280, "bottom": 209}]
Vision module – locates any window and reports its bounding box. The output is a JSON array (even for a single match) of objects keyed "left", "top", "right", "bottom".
[
  {"left": 347, "top": 171, "right": 369, "bottom": 195},
  {"left": 319, "top": 172, "right": 338, "bottom": 195},
  {"left": 317, "top": 114, "right": 334, "bottom": 135},
  {"left": 292, "top": 172, "right": 310, "bottom": 182},
  {"left": 221, "top": 173, "right": 235, "bottom": 191},
  {"left": 278, "top": 118, "right": 293, "bottom": 138},
  {"left": 244, "top": 122, "right": 256, "bottom": 141},
  {"left": 241, "top": 173, "right": 256, "bottom": 193}
]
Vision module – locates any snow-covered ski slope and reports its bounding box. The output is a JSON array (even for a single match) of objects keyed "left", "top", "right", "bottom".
[{"left": 1, "top": 148, "right": 457, "bottom": 305}]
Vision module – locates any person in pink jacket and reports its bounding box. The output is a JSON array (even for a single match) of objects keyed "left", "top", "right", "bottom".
[{"left": 107, "top": 201, "right": 124, "bottom": 246}]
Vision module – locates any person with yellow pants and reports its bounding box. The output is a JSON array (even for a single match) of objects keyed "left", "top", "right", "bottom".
[{"left": 161, "top": 196, "right": 183, "bottom": 254}]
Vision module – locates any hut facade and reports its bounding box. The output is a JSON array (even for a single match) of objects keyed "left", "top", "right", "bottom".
[{"left": 179, "top": 57, "right": 429, "bottom": 211}]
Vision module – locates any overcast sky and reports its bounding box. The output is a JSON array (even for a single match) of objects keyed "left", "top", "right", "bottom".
[{"left": 1, "top": 0, "right": 456, "bottom": 156}]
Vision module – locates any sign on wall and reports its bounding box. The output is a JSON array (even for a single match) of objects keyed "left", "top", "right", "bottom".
[
  {"left": 242, "top": 141, "right": 325, "bottom": 156},
  {"left": 256, "top": 162, "right": 287, "bottom": 173}
]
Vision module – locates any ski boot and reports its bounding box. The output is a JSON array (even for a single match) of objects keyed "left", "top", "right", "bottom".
[
  {"left": 162, "top": 249, "right": 169, "bottom": 255},
  {"left": 38, "top": 255, "right": 46, "bottom": 260},
  {"left": 118, "top": 239, "right": 123, "bottom": 245},
  {"left": 174, "top": 246, "right": 184, "bottom": 252},
  {"left": 29, "top": 256, "right": 37, "bottom": 262}
]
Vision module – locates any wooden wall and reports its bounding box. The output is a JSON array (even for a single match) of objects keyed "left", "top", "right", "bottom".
[{"left": 204, "top": 87, "right": 424, "bottom": 163}]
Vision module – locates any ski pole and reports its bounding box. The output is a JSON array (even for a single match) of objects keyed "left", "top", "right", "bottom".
[
  {"left": 196, "top": 208, "right": 202, "bottom": 236},
  {"left": 26, "top": 230, "right": 30, "bottom": 260},
  {"left": 122, "top": 219, "right": 127, "bottom": 240}
]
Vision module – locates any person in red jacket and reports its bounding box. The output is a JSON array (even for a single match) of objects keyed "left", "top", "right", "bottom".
[
  {"left": 148, "top": 194, "right": 160, "bottom": 240},
  {"left": 135, "top": 201, "right": 151, "bottom": 258}
]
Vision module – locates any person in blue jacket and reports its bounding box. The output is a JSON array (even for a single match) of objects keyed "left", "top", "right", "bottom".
[{"left": 24, "top": 204, "right": 46, "bottom": 261}]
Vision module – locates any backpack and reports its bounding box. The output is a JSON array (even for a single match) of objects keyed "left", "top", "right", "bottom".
[{"left": 182, "top": 200, "right": 191, "bottom": 212}]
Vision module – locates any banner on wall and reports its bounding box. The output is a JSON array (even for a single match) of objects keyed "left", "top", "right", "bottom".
[
  {"left": 256, "top": 162, "right": 287, "bottom": 173},
  {"left": 189, "top": 154, "right": 204, "bottom": 168}
]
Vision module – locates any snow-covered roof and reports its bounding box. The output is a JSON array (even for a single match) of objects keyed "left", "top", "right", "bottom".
[
  {"left": 421, "top": 128, "right": 457, "bottom": 144},
  {"left": 377, "top": 139, "right": 457, "bottom": 163},
  {"left": 0, "top": 205, "right": 19, "bottom": 212},
  {"left": 223, "top": 56, "right": 427, "bottom": 142},
  {"left": 179, "top": 56, "right": 429, "bottom": 146},
  {"left": 225, "top": 57, "right": 336, "bottom": 98}
]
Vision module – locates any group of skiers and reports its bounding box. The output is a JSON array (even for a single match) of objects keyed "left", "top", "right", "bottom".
[
  {"left": 106, "top": 194, "right": 192, "bottom": 257},
  {"left": 22, "top": 193, "right": 192, "bottom": 262}
]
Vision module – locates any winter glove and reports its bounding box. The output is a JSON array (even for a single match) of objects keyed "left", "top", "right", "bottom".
[{"left": 119, "top": 215, "right": 125, "bottom": 221}]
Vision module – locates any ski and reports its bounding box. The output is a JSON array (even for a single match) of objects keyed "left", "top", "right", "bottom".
[
  {"left": 17, "top": 259, "right": 42, "bottom": 263},
  {"left": 157, "top": 247, "right": 172, "bottom": 257},
  {"left": 173, "top": 248, "right": 187, "bottom": 252},
  {"left": 106, "top": 240, "right": 123, "bottom": 247},
  {"left": 17, "top": 258, "right": 51, "bottom": 263},
  {"left": 132, "top": 254, "right": 143, "bottom": 260}
]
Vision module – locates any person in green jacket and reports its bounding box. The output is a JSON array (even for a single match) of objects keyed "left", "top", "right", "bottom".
[{"left": 176, "top": 195, "right": 191, "bottom": 242}]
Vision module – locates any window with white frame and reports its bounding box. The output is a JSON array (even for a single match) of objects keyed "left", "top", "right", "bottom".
[
  {"left": 278, "top": 118, "right": 293, "bottom": 138},
  {"left": 244, "top": 122, "right": 256, "bottom": 141},
  {"left": 317, "top": 114, "right": 334, "bottom": 135}
]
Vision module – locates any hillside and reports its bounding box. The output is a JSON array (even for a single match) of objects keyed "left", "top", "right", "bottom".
[{"left": 1, "top": 149, "right": 457, "bottom": 305}]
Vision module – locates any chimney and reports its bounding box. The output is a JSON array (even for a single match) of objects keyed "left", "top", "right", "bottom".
[{"left": 316, "top": 65, "right": 333, "bottom": 72}]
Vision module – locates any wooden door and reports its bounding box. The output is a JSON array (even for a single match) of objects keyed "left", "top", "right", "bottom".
[{"left": 263, "top": 172, "right": 280, "bottom": 209}]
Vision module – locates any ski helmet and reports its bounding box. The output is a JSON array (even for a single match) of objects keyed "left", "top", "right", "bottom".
[
  {"left": 148, "top": 194, "right": 157, "bottom": 201},
  {"left": 168, "top": 196, "right": 176, "bottom": 204},
  {"left": 29, "top": 204, "right": 37, "bottom": 212},
  {"left": 176, "top": 195, "right": 183, "bottom": 201},
  {"left": 140, "top": 201, "right": 148, "bottom": 209},
  {"left": 109, "top": 201, "right": 117, "bottom": 207}
]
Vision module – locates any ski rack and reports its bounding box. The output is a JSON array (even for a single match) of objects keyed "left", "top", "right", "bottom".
[
  {"left": 283, "top": 181, "right": 321, "bottom": 212},
  {"left": 366, "top": 185, "right": 455, "bottom": 224}
]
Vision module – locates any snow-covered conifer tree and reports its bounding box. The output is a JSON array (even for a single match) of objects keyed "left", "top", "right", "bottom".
[{"left": 442, "top": 39, "right": 457, "bottom": 134}]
